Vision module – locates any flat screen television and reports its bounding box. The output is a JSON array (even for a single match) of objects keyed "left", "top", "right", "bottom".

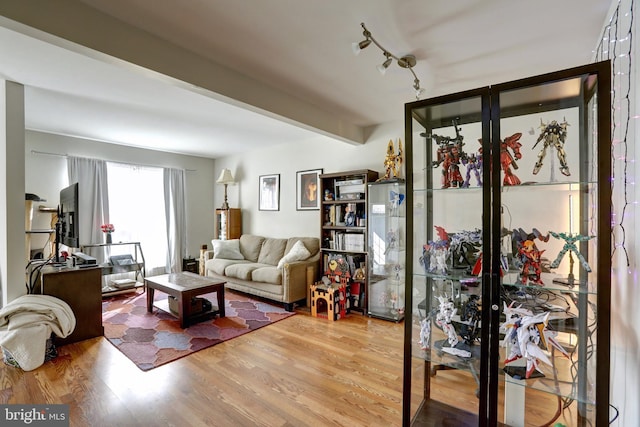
[{"left": 59, "top": 182, "right": 79, "bottom": 248}]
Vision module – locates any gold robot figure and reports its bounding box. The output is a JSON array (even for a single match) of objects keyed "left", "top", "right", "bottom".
[
  {"left": 532, "top": 118, "right": 571, "bottom": 176},
  {"left": 382, "top": 139, "right": 403, "bottom": 180}
]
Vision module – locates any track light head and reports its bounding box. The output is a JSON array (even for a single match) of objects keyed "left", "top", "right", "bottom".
[
  {"left": 377, "top": 53, "right": 393, "bottom": 75},
  {"left": 351, "top": 38, "right": 371, "bottom": 55}
]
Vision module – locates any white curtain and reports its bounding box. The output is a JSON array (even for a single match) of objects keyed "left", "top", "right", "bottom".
[
  {"left": 163, "top": 168, "right": 186, "bottom": 273},
  {"left": 67, "top": 156, "right": 109, "bottom": 254}
]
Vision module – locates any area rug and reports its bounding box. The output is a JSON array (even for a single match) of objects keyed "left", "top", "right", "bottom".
[{"left": 101, "top": 289, "right": 295, "bottom": 371}]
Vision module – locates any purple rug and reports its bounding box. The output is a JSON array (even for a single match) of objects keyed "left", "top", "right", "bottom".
[{"left": 102, "top": 289, "right": 295, "bottom": 371}]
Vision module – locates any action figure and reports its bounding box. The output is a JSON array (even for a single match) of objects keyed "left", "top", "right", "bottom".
[
  {"left": 435, "top": 296, "right": 458, "bottom": 348},
  {"left": 549, "top": 231, "right": 595, "bottom": 272},
  {"left": 419, "top": 226, "right": 450, "bottom": 275},
  {"left": 459, "top": 294, "right": 481, "bottom": 345},
  {"left": 418, "top": 317, "right": 431, "bottom": 350},
  {"left": 501, "top": 303, "right": 570, "bottom": 379},
  {"left": 381, "top": 139, "right": 403, "bottom": 180},
  {"left": 500, "top": 133, "right": 523, "bottom": 185},
  {"left": 449, "top": 228, "right": 482, "bottom": 271},
  {"left": 461, "top": 149, "right": 482, "bottom": 188},
  {"left": 532, "top": 118, "right": 571, "bottom": 176},
  {"left": 429, "top": 120, "right": 467, "bottom": 189}
]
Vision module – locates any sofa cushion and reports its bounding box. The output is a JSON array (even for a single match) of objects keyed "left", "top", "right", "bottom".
[
  {"left": 225, "top": 263, "right": 268, "bottom": 281},
  {"left": 240, "top": 235, "right": 265, "bottom": 262},
  {"left": 251, "top": 266, "right": 282, "bottom": 285},
  {"left": 206, "top": 258, "right": 250, "bottom": 276},
  {"left": 211, "top": 239, "right": 244, "bottom": 260},
  {"left": 286, "top": 237, "right": 320, "bottom": 257},
  {"left": 277, "top": 239, "right": 312, "bottom": 269},
  {"left": 257, "top": 238, "right": 287, "bottom": 266}
]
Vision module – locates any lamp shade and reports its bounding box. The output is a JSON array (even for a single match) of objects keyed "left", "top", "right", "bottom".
[{"left": 216, "top": 169, "right": 235, "bottom": 185}]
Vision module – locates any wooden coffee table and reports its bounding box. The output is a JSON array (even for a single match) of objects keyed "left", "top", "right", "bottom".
[{"left": 145, "top": 272, "right": 225, "bottom": 328}]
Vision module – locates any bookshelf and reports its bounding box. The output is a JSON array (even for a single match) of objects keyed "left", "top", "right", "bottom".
[{"left": 319, "top": 169, "right": 379, "bottom": 313}]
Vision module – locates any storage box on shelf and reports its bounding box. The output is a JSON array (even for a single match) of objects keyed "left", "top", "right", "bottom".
[
  {"left": 319, "top": 169, "right": 378, "bottom": 313},
  {"left": 403, "top": 61, "right": 611, "bottom": 426}
]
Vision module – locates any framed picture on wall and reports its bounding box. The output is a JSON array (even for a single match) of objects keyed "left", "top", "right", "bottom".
[
  {"left": 259, "top": 174, "right": 280, "bottom": 211},
  {"left": 296, "top": 168, "right": 323, "bottom": 210}
]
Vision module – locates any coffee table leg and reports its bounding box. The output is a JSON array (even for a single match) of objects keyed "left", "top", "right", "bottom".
[
  {"left": 217, "top": 287, "right": 225, "bottom": 318},
  {"left": 179, "top": 295, "right": 188, "bottom": 328},
  {"left": 146, "top": 287, "right": 155, "bottom": 312}
]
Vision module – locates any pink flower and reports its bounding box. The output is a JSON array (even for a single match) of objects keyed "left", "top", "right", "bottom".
[{"left": 101, "top": 224, "right": 115, "bottom": 233}]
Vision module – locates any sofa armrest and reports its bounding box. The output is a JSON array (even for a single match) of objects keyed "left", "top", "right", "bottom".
[
  {"left": 281, "top": 254, "right": 319, "bottom": 305},
  {"left": 204, "top": 250, "right": 215, "bottom": 261}
]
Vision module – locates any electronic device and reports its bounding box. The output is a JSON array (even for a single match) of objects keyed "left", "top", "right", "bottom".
[
  {"left": 59, "top": 182, "right": 80, "bottom": 248},
  {"left": 72, "top": 251, "right": 97, "bottom": 265}
]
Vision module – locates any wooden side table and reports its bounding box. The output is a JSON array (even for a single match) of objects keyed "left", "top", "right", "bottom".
[{"left": 182, "top": 257, "right": 199, "bottom": 274}]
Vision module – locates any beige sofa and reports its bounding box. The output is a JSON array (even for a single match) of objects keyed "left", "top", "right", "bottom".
[{"left": 203, "top": 235, "right": 320, "bottom": 311}]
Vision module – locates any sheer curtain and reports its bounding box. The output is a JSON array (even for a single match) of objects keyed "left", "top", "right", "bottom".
[
  {"left": 164, "top": 168, "right": 186, "bottom": 273},
  {"left": 67, "top": 156, "right": 109, "bottom": 256},
  {"left": 107, "top": 163, "right": 167, "bottom": 275}
]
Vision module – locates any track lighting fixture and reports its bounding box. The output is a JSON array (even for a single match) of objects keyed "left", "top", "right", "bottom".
[{"left": 352, "top": 22, "right": 423, "bottom": 99}]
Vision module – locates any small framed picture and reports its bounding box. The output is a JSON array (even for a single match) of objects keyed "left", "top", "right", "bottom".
[
  {"left": 259, "top": 174, "right": 280, "bottom": 211},
  {"left": 296, "top": 168, "right": 323, "bottom": 210}
]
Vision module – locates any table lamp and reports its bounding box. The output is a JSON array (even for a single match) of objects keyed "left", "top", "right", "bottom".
[{"left": 216, "top": 168, "right": 235, "bottom": 210}]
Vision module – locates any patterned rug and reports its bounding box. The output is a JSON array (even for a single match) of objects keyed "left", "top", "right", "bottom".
[{"left": 101, "top": 289, "right": 295, "bottom": 371}]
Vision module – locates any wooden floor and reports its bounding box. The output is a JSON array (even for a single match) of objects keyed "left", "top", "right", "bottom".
[
  {"left": 0, "top": 296, "right": 584, "bottom": 427},
  {"left": 0, "top": 301, "right": 406, "bottom": 427}
]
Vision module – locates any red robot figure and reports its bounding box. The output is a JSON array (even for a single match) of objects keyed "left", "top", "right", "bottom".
[
  {"left": 500, "top": 133, "right": 523, "bottom": 186},
  {"left": 518, "top": 239, "right": 545, "bottom": 286},
  {"left": 429, "top": 120, "right": 467, "bottom": 189}
]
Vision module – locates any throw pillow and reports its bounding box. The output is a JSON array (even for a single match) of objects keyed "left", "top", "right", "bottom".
[
  {"left": 277, "top": 240, "right": 311, "bottom": 269},
  {"left": 211, "top": 239, "right": 244, "bottom": 260}
]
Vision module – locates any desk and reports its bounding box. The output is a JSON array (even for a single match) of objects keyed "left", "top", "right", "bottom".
[{"left": 40, "top": 266, "right": 103, "bottom": 345}]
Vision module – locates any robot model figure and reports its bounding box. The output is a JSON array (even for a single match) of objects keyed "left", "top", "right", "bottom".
[
  {"left": 461, "top": 149, "right": 482, "bottom": 188},
  {"left": 476, "top": 132, "right": 523, "bottom": 185},
  {"left": 435, "top": 296, "right": 458, "bottom": 348},
  {"left": 419, "top": 226, "right": 450, "bottom": 275},
  {"left": 532, "top": 118, "right": 571, "bottom": 177},
  {"left": 549, "top": 231, "right": 595, "bottom": 272},
  {"left": 418, "top": 317, "right": 431, "bottom": 350},
  {"left": 501, "top": 303, "right": 570, "bottom": 379},
  {"left": 459, "top": 294, "right": 481, "bottom": 346},
  {"left": 429, "top": 120, "right": 468, "bottom": 189},
  {"left": 500, "top": 133, "right": 523, "bottom": 185},
  {"left": 449, "top": 229, "right": 482, "bottom": 271},
  {"left": 382, "top": 139, "right": 404, "bottom": 180},
  {"left": 512, "top": 228, "right": 549, "bottom": 285}
]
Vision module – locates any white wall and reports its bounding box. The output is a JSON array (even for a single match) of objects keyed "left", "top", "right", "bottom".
[
  {"left": 25, "top": 130, "right": 216, "bottom": 259},
  {"left": 213, "top": 121, "right": 402, "bottom": 239}
]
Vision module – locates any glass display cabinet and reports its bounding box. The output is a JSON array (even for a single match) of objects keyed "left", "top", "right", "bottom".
[
  {"left": 367, "top": 178, "right": 406, "bottom": 321},
  {"left": 402, "top": 61, "right": 611, "bottom": 426}
]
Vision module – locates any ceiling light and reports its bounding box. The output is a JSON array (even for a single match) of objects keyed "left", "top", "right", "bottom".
[
  {"left": 353, "top": 22, "right": 423, "bottom": 99},
  {"left": 377, "top": 54, "right": 393, "bottom": 75}
]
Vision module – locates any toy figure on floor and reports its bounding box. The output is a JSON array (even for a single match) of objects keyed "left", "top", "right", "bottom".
[
  {"left": 429, "top": 120, "right": 468, "bottom": 189},
  {"left": 501, "top": 303, "right": 570, "bottom": 379},
  {"left": 549, "top": 231, "right": 595, "bottom": 272},
  {"left": 532, "top": 118, "right": 571, "bottom": 177},
  {"left": 461, "top": 149, "right": 482, "bottom": 187}
]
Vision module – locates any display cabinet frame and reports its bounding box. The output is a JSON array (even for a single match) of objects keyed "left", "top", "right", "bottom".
[
  {"left": 403, "top": 61, "right": 611, "bottom": 426},
  {"left": 367, "top": 178, "right": 406, "bottom": 321}
]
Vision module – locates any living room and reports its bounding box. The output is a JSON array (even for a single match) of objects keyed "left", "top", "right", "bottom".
[{"left": 2, "top": 1, "right": 639, "bottom": 426}]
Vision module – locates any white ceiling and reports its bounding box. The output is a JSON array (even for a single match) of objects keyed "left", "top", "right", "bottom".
[{"left": 0, "top": 0, "right": 611, "bottom": 159}]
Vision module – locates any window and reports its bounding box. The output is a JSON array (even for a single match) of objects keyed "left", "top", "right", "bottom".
[{"left": 107, "top": 162, "right": 167, "bottom": 273}]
